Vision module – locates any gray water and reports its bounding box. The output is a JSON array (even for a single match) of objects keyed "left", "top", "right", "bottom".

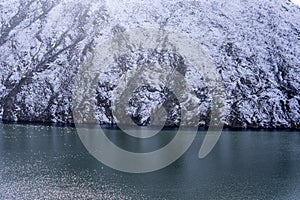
[{"left": 0, "top": 123, "right": 300, "bottom": 199}]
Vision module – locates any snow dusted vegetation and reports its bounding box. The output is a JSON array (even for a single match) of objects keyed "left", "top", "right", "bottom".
[{"left": 0, "top": 0, "right": 299, "bottom": 128}]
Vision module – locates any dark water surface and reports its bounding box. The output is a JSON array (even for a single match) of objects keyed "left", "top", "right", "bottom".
[{"left": 0, "top": 123, "right": 300, "bottom": 199}]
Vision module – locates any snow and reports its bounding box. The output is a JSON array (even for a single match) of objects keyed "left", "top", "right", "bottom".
[
  {"left": 291, "top": 0, "right": 300, "bottom": 6},
  {"left": 0, "top": 0, "right": 299, "bottom": 128}
]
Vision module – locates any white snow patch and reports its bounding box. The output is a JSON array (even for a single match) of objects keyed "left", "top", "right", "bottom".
[{"left": 291, "top": 0, "right": 300, "bottom": 6}]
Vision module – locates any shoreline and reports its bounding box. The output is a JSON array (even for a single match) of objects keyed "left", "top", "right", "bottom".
[{"left": 1, "top": 120, "right": 299, "bottom": 131}]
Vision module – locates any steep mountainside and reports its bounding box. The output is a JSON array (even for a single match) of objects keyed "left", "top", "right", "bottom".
[{"left": 0, "top": 0, "right": 299, "bottom": 128}]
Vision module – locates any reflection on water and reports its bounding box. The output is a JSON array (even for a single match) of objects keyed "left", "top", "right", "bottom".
[{"left": 0, "top": 123, "right": 299, "bottom": 199}]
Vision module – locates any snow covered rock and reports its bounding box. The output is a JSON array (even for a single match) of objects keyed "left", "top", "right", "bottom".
[{"left": 0, "top": 0, "right": 299, "bottom": 128}]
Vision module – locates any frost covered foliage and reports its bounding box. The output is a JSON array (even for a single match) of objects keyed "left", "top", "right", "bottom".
[{"left": 0, "top": 0, "right": 299, "bottom": 128}]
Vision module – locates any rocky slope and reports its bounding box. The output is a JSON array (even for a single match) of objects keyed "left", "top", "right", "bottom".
[{"left": 0, "top": 0, "right": 299, "bottom": 128}]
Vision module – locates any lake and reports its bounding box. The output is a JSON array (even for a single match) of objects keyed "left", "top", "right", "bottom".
[{"left": 0, "top": 123, "right": 299, "bottom": 199}]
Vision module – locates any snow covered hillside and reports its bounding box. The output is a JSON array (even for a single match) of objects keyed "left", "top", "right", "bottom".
[{"left": 0, "top": 0, "right": 299, "bottom": 128}]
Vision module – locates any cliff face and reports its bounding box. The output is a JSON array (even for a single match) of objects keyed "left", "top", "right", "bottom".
[{"left": 0, "top": 0, "right": 299, "bottom": 128}]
